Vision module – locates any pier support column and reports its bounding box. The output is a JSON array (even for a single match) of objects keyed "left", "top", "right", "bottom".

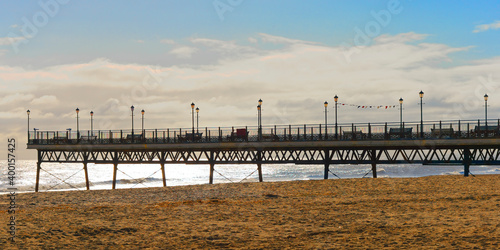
[
  {"left": 257, "top": 149, "right": 263, "bottom": 182},
  {"left": 371, "top": 163, "right": 377, "bottom": 178},
  {"left": 371, "top": 149, "right": 377, "bottom": 178},
  {"left": 35, "top": 161, "right": 41, "bottom": 192},
  {"left": 112, "top": 163, "right": 118, "bottom": 189},
  {"left": 464, "top": 148, "right": 471, "bottom": 177},
  {"left": 257, "top": 163, "right": 263, "bottom": 182},
  {"left": 324, "top": 149, "right": 330, "bottom": 179},
  {"left": 161, "top": 163, "right": 166, "bottom": 187},
  {"left": 35, "top": 150, "right": 42, "bottom": 192},
  {"left": 83, "top": 162, "right": 90, "bottom": 190},
  {"left": 209, "top": 163, "right": 215, "bottom": 184},
  {"left": 324, "top": 163, "right": 330, "bottom": 179}
]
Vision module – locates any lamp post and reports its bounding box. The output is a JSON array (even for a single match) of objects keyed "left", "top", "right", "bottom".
[
  {"left": 27, "top": 110, "right": 30, "bottom": 140},
  {"left": 131, "top": 105, "right": 135, "bottom": 142},
  {"left": 76, "top": 108, "right": 80, "bottom": 140},
  {"left": 399, "top": 98, "right": 404, "bottom": 138},
  {"left": 324, "top": 101, "right": 328, "bottom": 139},
  {"left": 141, "top": 109, "right": 145, "bottom": 134},
  {"left": 334, "top": 95, "right": 338, "bottom": 139},
  {"left": 196, "top": 107, "right": 199, "bottom": 133},
  {"left": 90, "top": 111, "right": 94, "bottom": 137},
  {"left": 258, "top": 99, "right": 263, "bottom": 141},
  {"left": 191, "top": 103, "right": 195, "bottom": 140},
  {"left": 484, "top": 94, "right": 488, "bottom": 129},
  {"left": 419, "top": 91, "right": 424, "bottom": 138},
  {"left": 399, "top": 98, "right": 403, "bottom": 127},
  {"left": 257, "top": 104, "right": 261, "bottom": 141}
]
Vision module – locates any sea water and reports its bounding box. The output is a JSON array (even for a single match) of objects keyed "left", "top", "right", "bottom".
[{"left": 1, "top": 160, "right": 499, "bottom": 194}]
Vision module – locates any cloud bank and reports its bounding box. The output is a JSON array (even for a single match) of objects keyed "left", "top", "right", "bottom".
[
  {"left": 473, "top": 21, "right": 500, "bottom": 33},
  {"left": 1, "top": 32, "right": 499, "bottom": 159}
]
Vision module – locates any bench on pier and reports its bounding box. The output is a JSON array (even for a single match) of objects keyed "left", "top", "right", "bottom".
[
  {"left": 53, "top": 136, "right": 69, "bottom": 144},
  {"left": 126, "top": 134, "right": 144, "bottom": 142},
  {"left": 178, "top": 132, "right": 203, "bottom": 142},
  {"left": 80, "top": 135, "right": 97, "bottom": 141},
  {"left": 342, "top": 130, "right": 365, "bottom": 140},
  {"left": 227, "top": 129, "right": 248, "bottom": 141},
  {"left": 431, "top": 128, "right": 454, "bottom": 138},
  {"left": 260, "top": 133, "right": 279, "bottom": 141},
  {"left": 473, "top": 126, "right": 499, "bottom": 137},
  {"left": 388, "top": 128, "right": 413, "bottom": 138}
]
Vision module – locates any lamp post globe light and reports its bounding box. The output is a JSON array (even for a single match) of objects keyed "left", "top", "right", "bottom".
[
  {"left": 76, "top": 108, "right": 80, "bottom": 140},
  {"left": 324, "top": 101, "right": 328, "bottom": 139},
  {"left": 484, "top": 94, "right": 488, "bottom": 128},
  {"left": 419, "top": 91, "right": 424, "bottom": 138},
  {"left": 196, "top": 107, "right": 199, "bottom": 133},
  {"left": 90, "top": 111, "right": 94, "bottom": 137},
  {"left": 334, "top": 95, "right": 338, "bottom": 139},
  {"left": 27, "top": 110, "right": 30, "bottom": 140}
]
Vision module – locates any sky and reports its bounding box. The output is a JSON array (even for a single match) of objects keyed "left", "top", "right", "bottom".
[{"left": 1, "top": 0, "right": 500, "bottom": 159}]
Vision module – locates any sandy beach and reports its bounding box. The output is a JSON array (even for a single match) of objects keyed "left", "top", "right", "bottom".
[{"left": 1, "top": 175, "right": 499, "bottom": 249}]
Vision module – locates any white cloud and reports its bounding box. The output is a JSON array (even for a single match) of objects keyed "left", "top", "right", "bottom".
[
  {"left": 258, "top": 33, "right": 319, "bottom": 45},
  {"left": 190, "top": 38, "right": 258, "bottom": 56},
  {"left": 473, "top": 20, "right": 500, "bottom": 33},
  {"left": 0, "top": 36, "right": 27, "bottom": 45},
  {"left": 191, "top": 38, "right": 238, "bottom": 49},
  {"left": 0, "top": 93, "right": 34, "bottom": 105},
  {"left": 161, "top": 39, "right": 176, "bottom": 45},
  {"left": 135, "top": 40, "right": 145, "bottom": 43},
  {"left": 374, "top": 32, "right": 428, "bottom": 44},
  {"left": 31, "top": 95, "right": 59, "bottom": 105},
  {"left": 248, "top": 37, "right": 258, "bottom": 44},
  {"left": 169, "top": 46, "right": 198, "bottom": 59}
]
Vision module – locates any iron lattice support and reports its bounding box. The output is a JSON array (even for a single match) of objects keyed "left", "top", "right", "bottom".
[
  {"left": 32, "top": 141, "right": 500, "bottom": 191},
  {"left": 36, "top": 147, "right": 500, "bottom": 165}
]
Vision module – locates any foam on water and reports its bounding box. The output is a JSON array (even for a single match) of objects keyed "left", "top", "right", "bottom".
[{"left": 1, "top": 160, "right": 499, "bottom": 194}]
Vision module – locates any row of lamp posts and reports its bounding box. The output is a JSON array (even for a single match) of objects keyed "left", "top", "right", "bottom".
[
  {"left": 190, "top": 103, "right": 200, "bottom": 141},
  {"left": 66, "top": 107, "right": 147, "bottom": 141},
  {"left": 130, "top": 106, "right": 146, "bottom": 141},
  {"left": 26, "top": 91, "right": 491, "bottom": 142},
  {"left": 324, "top": 95, "right": 339, "bottom": 139},
  {"left": 324, "top": 93, "right": 416, "bottom": 139},
  {"left": 323, "top": 92, "right": 417, "bottom": 138},
  {"left": 326, "top": 91, "right": 491, "bottom": 139}
]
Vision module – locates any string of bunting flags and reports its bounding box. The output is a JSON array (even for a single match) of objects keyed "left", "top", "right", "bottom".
[{"left": 337, "top": 103, "right": 398, "bottom": 109}]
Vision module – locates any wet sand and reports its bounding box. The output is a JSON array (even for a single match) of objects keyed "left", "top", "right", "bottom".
[{"left": 1, "top": 175, "right": 499, "bottom": 249}]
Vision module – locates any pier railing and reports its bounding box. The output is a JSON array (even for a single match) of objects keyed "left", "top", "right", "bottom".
[{"left": 27, "top": 119, "right": 500, "bottom": 145}]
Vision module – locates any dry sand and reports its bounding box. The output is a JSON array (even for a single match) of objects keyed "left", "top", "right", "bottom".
[{"left": 1, "top": 175, "right": 499, "bottom": 249}]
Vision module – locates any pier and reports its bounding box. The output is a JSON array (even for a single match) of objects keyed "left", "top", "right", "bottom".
[{"left": 27, "top": 119, "right": 500, "bottom": 192}]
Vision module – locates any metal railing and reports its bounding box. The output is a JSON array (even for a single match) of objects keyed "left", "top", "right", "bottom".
[{"left": 27, "top": 119, "right": 500, "bottom": 145}]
